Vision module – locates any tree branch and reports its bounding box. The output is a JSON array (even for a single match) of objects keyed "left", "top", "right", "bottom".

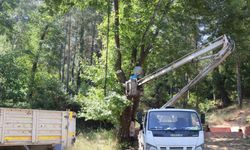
[
  {"left": 138, "top": 1, "right": 173, "bottom": 66},
  {"left": 114, "top": 0, "right": 126, "bottom": 83}
]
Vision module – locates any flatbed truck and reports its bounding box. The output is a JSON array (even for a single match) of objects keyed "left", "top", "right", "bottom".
[{"left": 0, "top": 108, "right": 76, "bottom": 150}]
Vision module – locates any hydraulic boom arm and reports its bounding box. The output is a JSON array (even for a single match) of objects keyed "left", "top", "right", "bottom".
[{"left": 125, "top": 35, "right": 235, "bottom": 108}]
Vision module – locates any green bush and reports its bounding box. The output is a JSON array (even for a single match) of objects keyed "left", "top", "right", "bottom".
[{"left": 77, "top": 88, "right": 131, "bottom": 125}]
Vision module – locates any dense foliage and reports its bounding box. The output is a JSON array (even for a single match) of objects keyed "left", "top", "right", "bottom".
[{"left": 0, "top": 0, "right": 250, "bottom": 142}]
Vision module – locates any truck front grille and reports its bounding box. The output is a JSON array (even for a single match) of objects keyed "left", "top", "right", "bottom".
[
  {"left": 169, "top": 147, "right": 184, "bottom": 150},
  {"left": 160, "top": 146, "right": 193, "bottom": 150}
]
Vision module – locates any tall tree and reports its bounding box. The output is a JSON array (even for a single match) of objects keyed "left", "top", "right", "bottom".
[
  {"left": 66, "top": 13, "right": 72, "bottom": 92},
  {"left": 28, "top": 25, "right": 49, "bottom": 102}
]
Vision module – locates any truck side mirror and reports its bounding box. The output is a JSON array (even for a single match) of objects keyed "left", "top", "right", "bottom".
[{"left": 200, "top": 113, "right": 205, "bottom": 124}]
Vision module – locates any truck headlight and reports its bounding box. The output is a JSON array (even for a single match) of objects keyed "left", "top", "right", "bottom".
[
  {"left": 146, "top": 143, "right": 157, "bottom": 150},
  {"left": 195, "top": 145, "right": 203, "bottom": 150}
]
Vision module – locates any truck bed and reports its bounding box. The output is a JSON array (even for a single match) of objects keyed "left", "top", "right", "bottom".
[{"left": 0, "top": 108, "right": 76, "bottom": 148}]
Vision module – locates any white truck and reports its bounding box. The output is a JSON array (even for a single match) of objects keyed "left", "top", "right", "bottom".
[
  {"left": 138, "top": 108, "right": 205, "bottom": 150},
  {"left": 0, "top": 108, "right": 76, "bottom": 150},
  {"left": 125, "top": 35, "right": 234, "bottom": 150}
]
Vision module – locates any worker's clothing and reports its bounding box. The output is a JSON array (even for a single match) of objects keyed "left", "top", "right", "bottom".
[
  {"left": 129, "top": 121, "right": 135, "bottom": 138},
  {"left": 130, "top": 74, "right": 138, "bottom": 80},
  {"left": 129, "top": 121, "right": 135, "bottom": 144}
]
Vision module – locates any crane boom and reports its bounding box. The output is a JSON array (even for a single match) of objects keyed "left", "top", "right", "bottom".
[
  {"left": 161, "top": 36, "right": 234, "bottom": 108},
  {"left": 138, "top": 37, "right": 224, "bottom": 86},
  {"left": 125, "top": 35, "right": 235, "bottom": 108}
]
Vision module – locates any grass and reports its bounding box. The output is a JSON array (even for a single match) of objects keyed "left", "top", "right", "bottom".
[{"left": 70, "top": 129, "right": 119, "bottom": 150}]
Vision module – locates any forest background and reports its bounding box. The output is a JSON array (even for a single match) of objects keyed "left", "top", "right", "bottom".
[{"left": 0, "top": 0, "right": 250, "bottom": 142}]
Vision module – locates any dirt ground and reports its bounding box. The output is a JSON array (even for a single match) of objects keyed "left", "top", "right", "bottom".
[
  {"left": 205, "top": 138, "right": 250, "bottom": 150},
  {"left": 127, "top": 138, "right": 250, "bottom": 150}
]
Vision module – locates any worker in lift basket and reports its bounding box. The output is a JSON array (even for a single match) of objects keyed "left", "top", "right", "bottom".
[{"left": 130, "top": 65, "right": 143, "bottom": 80}]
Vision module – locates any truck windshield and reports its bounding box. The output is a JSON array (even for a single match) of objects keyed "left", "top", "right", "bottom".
[{"left": 148, "top": 111, "right": 201, "bottom": 131}]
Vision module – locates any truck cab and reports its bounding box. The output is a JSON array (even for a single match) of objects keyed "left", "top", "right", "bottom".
[{"left": 138, "top": 108, "right": 204, "bottom": 150}]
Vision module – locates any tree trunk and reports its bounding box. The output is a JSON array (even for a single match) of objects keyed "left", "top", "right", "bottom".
[
  {"left": 28, "top": 55, "right": 38, "bottom": 101},
  {"left": 104, "top": 1, "right": 111, "bottom": 96},
  {"left": 182, "top": 73, "right": 189, "bottom": 108},
  {"left": 79, "top": 21, "right": 85, "bottom": 55},
  {"left": 195, "top": 87, "right": 199, "bottom": 109},
  {"left": 236, "top": 59, "right": 242, "bottom": 108},
  {"left": 90, "top": 15, "right": 96, "bottom": 65},
  {"left": 131, "top": 97, "right": 140, "bottom": 120},
  {"left": 71, "top": 35, "right": 77, "bottom": 87},
  {"left": 220, "top": 85, "right": 231, "bottom": 107},
  {"left": 76, "top": 63, "right": 81, "bottom": 92},
  {"left": 61, "top": 17, "right": 68, "bottom": 83},
  {"left": 118, "top": 104, "right": 132, "bottom": 141},
  {"left": 66, "top": 13, "right": 72, "bottom": 92},
  {"left": 213, "top": 68, "right": 231, "bottom": 107},
  {"left": 76, "top": 23, "right": 85, "bottom": 92},
  {"left": 61, "top": 43, "right": 66, "bottom": 82},
  {"left": 59, "top": 43, "right": 63, "bottom": 80},
  {"left": 113, "top": 0, "right": 126, "bottom": 84},
  {"left": 71, "top": 49, "right": 76, "bottom": 87},
  {"left": 113, "top": 0, "right": 130, "bottom": 142},
  {"left": 28, "top": 25, "right": 49, "bottom": 103}
]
